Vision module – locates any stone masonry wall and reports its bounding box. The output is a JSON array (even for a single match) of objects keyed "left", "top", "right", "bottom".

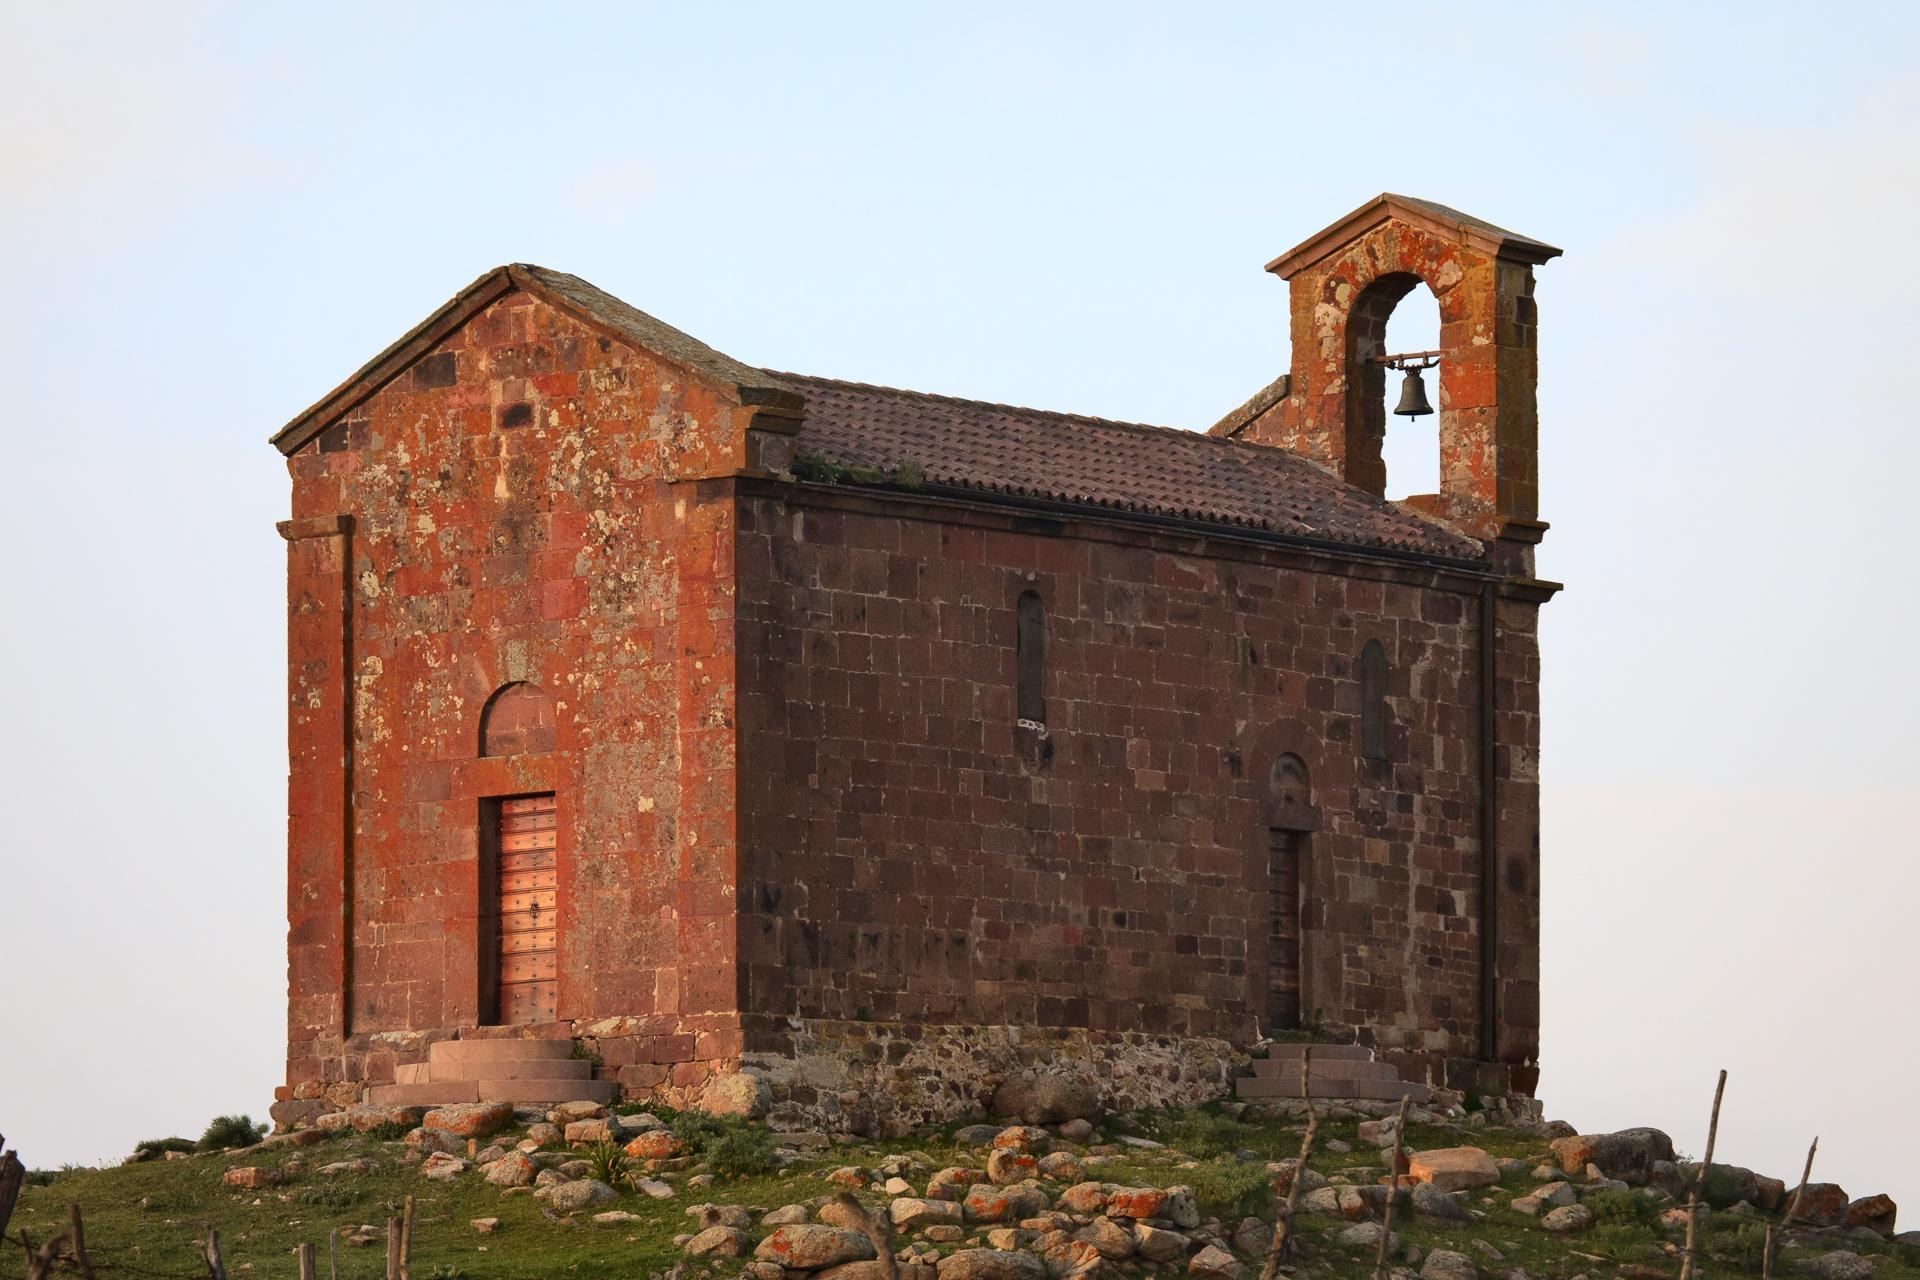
[
  {"left": 280, "top": 289, "right": 747, "bottom": 1106},
  {"left": 733, "top": 482, "right": 1545, "bottom": 1081}
]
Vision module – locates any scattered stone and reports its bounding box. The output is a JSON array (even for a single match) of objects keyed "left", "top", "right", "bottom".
[
  {"left": 222, "top": 1167, "right": 284, "bottom": 1190},
  {"left": 1471, "top": 1241, "right": 1504, "bottom": 1262},
  {"left": 615, "top": 1112, "right": 666, "bottom": 1134},
  {"left": 636, "top": 1178, "right": 674, "bottom": 1199},
  {"left": 547, "top": 1179, "right": 618, "bottom": 1212},
  {"left": 992, "top": 1126, "right": 1050, "bottom": 1153},
  {"left": 1358, "top": 1117, "right": 1402, "bottom": 1146},
  {"left": 1540, "top": 1204, "right": 1593, "bottom": 1233},
  {"left": 1412, "top": 1182, "right": 1471, "bottom": 1221},
  {"left": 1790, "top": 1184, "right": 1853, "bottom": 1228},
  {"left": 1077, "top": 1215, "right": 1136, "bottom": 1260},
  {"left": 470, "top": 1218, "right": 499, "bottom": 1234},
  {"left": 765, "top": 1204, "right": 811, "bottom": 1226},
  {"left": 317, "top": 1104, "right": 428, "bottom": 1135},
  {"left": 992, "top": 1072, "right": 1099, "bottom": 1126},
  {"left": 564, "top": 1119, "right": 614, "bottom": 1145},
  {"left": 1324, "top": 1139, "right": 1354, "bottom": 1155},
  {"left": 1135, "top": 1224, "right": 1192, "bottom": 1263},
  {"left": 929, "top": 1167, "right": 985, "bottom": 1200},
  {"left": 893, "top": 1198, "right": 967, "bottom": 1231},
  {"left": 549, "top": 1101, "right": 606, "bottom": 1124},
  {"left": 1037, "top": 1151, "right": 1085, "bottom": 1182},
  {"left": 935, "top": 1248, "right": 1048, "bottom": 1280},
  {"left": 485, "top": 1150, "right": 537, "bottom": 1187},
  {"left": 1115, "top": 1135, "right": 1165, "bottom": 1150},
  {"left": 690, "top": 1203, "right": 755, "bottom": 1230},
  {"left": 319, "top": 1158, "right": 380, "bottom": 1176},
  {"left": 985, "top": 1228, "right": 1025, "bottom": 1250},
  {"left": 534, "top": 1167, "right": 572, "bottom": 1188},
  {"left": 820, "top": 1264, "right": 899, "bottom": 1280},
  {"left": 559, "top": 1159, "right": 593, "bottom": 1178},
  {"left": 988, "top": 1150, "right": 1038, "bottom": 1185},
  {"left": 1189, "top": 1244, "right": 1241, "bottom": 1279},
  {"left": 882, "top": 1175, "right": 915, "bottom": 1196},
  {"left": 698, "top": 1071, "right": 770, "bottom": 1119},
  {"left": 1408, "top": 1148, "right": 1500, "bottom": 1193},
  {"left": 1231, "top": 1217, "right": 1271, "bottom": 1258},
  {"left": 405, "top": 1127, "right": 463, "bottom": 1156},
  {"left": 745, "top": 1265, "right": 786, "bottom": 1280},
  {"left": 828, "top": 1166, "right": 872, "bottom": 1190},
  {"left": 419, "top": 1152, "right": 470, "bottom": 1182},
  {"left": 421, "top": 1101, "right": 513, "bottom": 1139},
  {"left": 594, "top": 1209, "right": 645, "bottom": 1227},
  {"left": 1058, "top": 1182, "right": 1109, "bottom": 1213},
  {"left": 963, "top": 1183, "right": 1050, "bottom": 1224},
  {"left": 1421, "top": 1249, "right": 1479, "bottom": 1280},
  {"left": 926, "top": 1225, "right": 967, "bottom": 1243},
  {"left": 522, "top": 1122, "right": 561, "bottom": 1146},
  {"left": 755, "top": 1225, "right": 877, "bottom": 1270},
  {"left": 473, "top": 1143, "right": 507, "bottom": 1165},
  {"left": 1800, "top": 1252, "right": 1874, "bottom": 1280},
  {"left": 1059, "top": 1119, "right": 1096, "bottom": 1143},
  {"left": 686, "top": 1225, "right": 754, "bottom": 1256},
  {"left": 625, "top": 1130, "right": 682, "bottom": 1160},
  {"left": 1547, "top": 1130, "right": 1674, "bottom": 1185},
  {"left": 1843, "top": 1194, "right": 1897, "bottom": 1237},
  {"left": 1339, "top": 1222, "right": 1399, "bottom": 1251}
]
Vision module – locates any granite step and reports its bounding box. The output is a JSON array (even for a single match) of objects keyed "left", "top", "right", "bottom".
[
  {"left": 1248, "top": 1056, "right": 1398, "bottom": 1080},
  {"left": 472, "top": 1077, "right": 619, "bottom": 1104},
  {"left": 365, "top": 1082, "right": 481, "bottom": 1106},
  {"left": 1257, "top": 1043, "right": 1376, "bottom": 1062},
  {"left": 1236, "top": 1074, "right": 1429, "bottom": 1102},
  {"left": 428, "top": 1039, "right": 577, "bottom": 1069},
  {"left": 432, "top": 1057, "right": 593, "bottom": 1083}
]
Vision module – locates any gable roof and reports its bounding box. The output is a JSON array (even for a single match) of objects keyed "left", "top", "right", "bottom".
[
  {"left": 777, "top": 373, "right": 1483, "bottom": 562},
  {"left": 1266, "top": 192, "right": 1563, "bottom": 279},
  {"left": 270, "top": 264, "right": 801, "bottom": 456}
]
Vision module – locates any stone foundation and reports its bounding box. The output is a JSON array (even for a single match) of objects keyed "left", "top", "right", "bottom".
[{"left": 741, "top": 1018, "right": 1241, "bottom": 1136}]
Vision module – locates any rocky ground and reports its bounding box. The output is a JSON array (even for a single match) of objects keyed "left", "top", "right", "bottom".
[{"left": 8, "top": 1093, "right": 1915, "bottom": 1280}]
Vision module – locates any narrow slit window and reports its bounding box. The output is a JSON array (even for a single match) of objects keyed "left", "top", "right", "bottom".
[
  {"left": 1016, "top": 590, "right": 1046, "bottom": 727},
  {"left": 1359, "top": 638, "right": 1388, "bottom": 761}
]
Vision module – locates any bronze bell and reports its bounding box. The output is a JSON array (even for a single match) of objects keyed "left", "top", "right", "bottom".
[{"left": 1392, "top": 365, "right": 1434, "bottom": 418}]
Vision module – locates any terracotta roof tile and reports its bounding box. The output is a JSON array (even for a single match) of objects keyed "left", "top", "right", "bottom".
[{"left": 774, "top": 372, "right": 1482, "bottom": 562}]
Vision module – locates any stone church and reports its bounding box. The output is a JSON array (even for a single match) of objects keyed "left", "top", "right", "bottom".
[{"left": 269, "top": 195, "right": 1560, "bottom": 1134}]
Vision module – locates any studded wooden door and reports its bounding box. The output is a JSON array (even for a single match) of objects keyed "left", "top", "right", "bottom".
[
  {"left": 495, "top": 794, "right": 558, "bottom": 1025},
  {"left": 1266, "top": 827, "right": 1301, "bottom": 1031}
]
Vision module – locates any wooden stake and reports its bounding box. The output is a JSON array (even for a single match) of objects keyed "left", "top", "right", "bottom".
[
  {"left": 66, "top": 1204, "right": 94, "bottom": 1280},
  {"left": 0, "top": 1134, "right": 24, "bottom": 1242},
  {"left": 328, "top": 1227, "right": 340, "bottom": 1280},
  {"left": 1258, "top": 1045, "right": 1323, "bottom": 1280},
  {"left": 297, "top": 1242, "right": 317, "bottom": 1280},
  {"left": 202, "top": 1224, "right": 228, "bottom": 1280},
  {"left": 20, "top": 1228, "right": 67, "bottom": 1280},
  {"left": 1678, "top": 1069, "right": 1727, "bottom": 1280},
  {"left": 830, "top": 1191, "right": 900, "bottom": 1280},
  {"left": 385, "top": 1216, "right": 401, "bottom": 1280},
  {"left": 1765, "top": 1136, "right": 1818, "bottom": 1280},
  {"left": 399, "top": 1195, "right": 414, "bottom": 1280},
  {"left": 1373, "top": 1094, "right": 1413, "bottom": 1280}
]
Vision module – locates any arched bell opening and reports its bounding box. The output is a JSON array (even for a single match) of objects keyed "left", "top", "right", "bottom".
[{"left": 1348, "top": 272, "right": 1445, "bottom": 503}]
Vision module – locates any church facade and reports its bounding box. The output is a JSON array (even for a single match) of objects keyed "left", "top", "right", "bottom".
[{"left": 269, "top": 196, "right": 1559, "bottom": 1133}]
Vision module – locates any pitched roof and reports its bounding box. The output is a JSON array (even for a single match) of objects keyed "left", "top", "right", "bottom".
[
  {"left": 270, "top": 264, "right": 800, "bottom": 455},
  {"left": 776, "top": 372, "right": 1483, "bottom": 562},
  {"left": 1266, "top": 192, "right": 1562, "bottom": 279}
]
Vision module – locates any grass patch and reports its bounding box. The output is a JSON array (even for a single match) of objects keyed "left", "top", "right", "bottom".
[
  {"left": 197, "top": 1114, "right": 267, "bottom": 1151},
  {"left": 1180, "top": 1158, "right": 1273, "bottom": 1220}
]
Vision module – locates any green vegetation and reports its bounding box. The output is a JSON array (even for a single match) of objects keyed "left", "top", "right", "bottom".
[
  {"left": 128, "top": 1136, "right": 196, "bottom": 1162},
  {"left": 584, "top": 1137, "right": 639, "bottom": 1192},
  {"left": 196, "top": 1114, "right": 268, "bottom": 1152},
  {"left": 792, "top": 450, "right": 926, "bottom": 491},
  {"left": 1180, "top": 1157, "right": 1274, "bottom": 1220}
]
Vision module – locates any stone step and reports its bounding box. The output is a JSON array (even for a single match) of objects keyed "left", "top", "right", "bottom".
[
  {"left": 472, "top": 1077, "right": 619, "bottom": 1104},
  {"left": 1249, "top": 1057, "right": 1397, "bottom": 1080},
  {"left": 1256, "top": 1043, "right": 1376, "bottom": 1062},
  {"left": 431, "top": 1057, "right": 593, "bottom": 1083},
  {"left": 366, "top": 1082, "right": 481, "bottom": 1106},
  {"left": 428, "top": 1039, "right": 578, "bottom": 1070},
  {"left": 1236, "top": 1075, "right": 1429, "bottom": 1102}
]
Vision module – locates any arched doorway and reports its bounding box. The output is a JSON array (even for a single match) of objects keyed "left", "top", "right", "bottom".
[
  {"left": 479, "top": 682, "right": 558, "bottom": 1025},
  {"left": 1265, "top": 753, "right": 1315, "bottom": 1032}
]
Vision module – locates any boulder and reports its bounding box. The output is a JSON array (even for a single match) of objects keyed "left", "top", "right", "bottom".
[
  {"left": 485, "top": 1150, "right": 537, "bottom": 1188},
  {"left": 637, "top": 1178, "right": 674, "bottom": 1199},
  {"left": 987, "top": 1150, "right": 1038, "bottom": 1186},
  {"left": 1547, "top": 1130, "right": 1674, "bottom": 1185},
  {"left": 624, "top": 1131, "right": 682, "bottom": 1160},
  {"left": 928, "top": 1167, "right": 984, "bottom": 1200},
  {"left": 1843, "top": 1194, "right": 1897, "bottom": 1236},
  {"left": 1058, "top": 1182, "right": 1109, "bottom": 1213},
  {"left": 1037, "top": 1151, "right": 1085, "bottom": 1182},
  {"left": 954, "top": 1124, "right": 1003, "bottom": 1146},
  {"left": 1076, "top": 1216, "right": 1136, "bottom": 1260},
  {"left": 827, "top": 1166, "right": 872, "bottom": 1189},
  {"left": 689, "top": 1203, "right": 755, "bottom": 1230},
  {"left": 765, "top": 1203, "right": 811, "bottom": 1226},
  {"left": 1230, "top": 1217, "right": 1271, "bottom": 1258},
  {"left": 819, "top": 1265, "right": 899, "bottom": 1280},
  {"left": 319, "top": 1158, "right": 380, "bottom": 1176},
  {"left": 593, "top": 1210, "right": 645, "bottom": 1227},
  {"left": 1128, "top": 1228, "right": 1190, "bottom": 1266},
  {"left": 1338, "top": 1222, "right": 1398, "bottom": 1251},
  {"left": 418, "top": 1152, "right": 470, "bottom": 1182},
  {"left": 1412, "top": 1183, "right": 1471, "bottom": 1221},
  {"left": 992, "top": 1072, "right": 1100, "bottom": 1126},
  {"left": 747, "top": 1264, "right": 786, "bottom": 1280},
  {"left": 892, "top": 1198, "right": 966, "bottom": 1231},
  {"left": 1800, "top": 1252, "right": 1874, "bottom": 1280},
  {"left": 547, "top": 1179, "right": 618, "bottom": 1212},
  {"left": 991, "top": 1126, "right": 1050, "bottom": 1153},
  {"left": 1188, "top": 1245, "right": 1242, "bottom": 1279},
  {"left": 405, "top": 1127, "right": 463, "bottom": 1156},
  {"left": 549, "top": 1101, "right": 606, "bottom": 1124},
  {"left": 222, "top": 1167, "right": 284, "bottom": 1190},
  {"left": 565, "top": 1119, "right": 614, "bottom": 1145},
  {"left": 421, "top": 1101, "right": 512, "bottom": 1139},
  {"left": 685, "top": 1225, "right": 754, "bottom": 1257},
  {"left": 935, "top": 1248, "right": 1048, "bottom": 1280},
  {"left": 755, "top": 1225, "right": 878, "bottom": 1271},
  {"left": 1791, "top": 1184, "right": 1853, "bottom": 1228},
  {"left": 697, "top": 1071, "right": 770, "bottom": 1119},
  {"left": 1421, "top": 1250, "right": 1480, "bottom": 1280},
  {"left": 1407, "top": 1148, "right": 1499, "bottom": 1193},
  {"left": 470, "top": 1217, "right": 500, "bottom": 1234},
  {"left": 963, "top": 1183, "right": 1050, "bottom": 1224},
  {"left": 1540, "top": 1204, "right": 1593, "bottom": 1233},
  {"left": 1059, "top": 1119, "right": 1096, "bottom": 1144},
  {"left": 318, "top": 1104, "right": 427, "bottom": 1134},
  {"left": 1358, "top": 1116, "right": 1403, "bottom": 1147}
]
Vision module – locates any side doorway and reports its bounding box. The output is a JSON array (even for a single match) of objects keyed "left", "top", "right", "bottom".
[{"left": 481, "top": 793, "right": 559, "bottom": 1025}]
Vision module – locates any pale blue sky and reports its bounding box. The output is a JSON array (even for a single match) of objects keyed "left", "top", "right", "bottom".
[{"left": 3, "top": 1, "right": 1915, "bottom": 1207}]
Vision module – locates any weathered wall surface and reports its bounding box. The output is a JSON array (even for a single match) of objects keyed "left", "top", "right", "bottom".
[
  {"left": 733, "top": 483, "right": 1544, "bottom": 1089},
  {"left": 280, "top": 289, "right": 745, "bottom": 1107}
]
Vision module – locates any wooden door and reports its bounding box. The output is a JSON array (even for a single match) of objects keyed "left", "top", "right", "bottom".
[
  {"left": 1266, "top": 827, "right": 1301, "bottom": 1031},
  {"left": 494, "top": 794, "right": 558, "bottom": 1025}
]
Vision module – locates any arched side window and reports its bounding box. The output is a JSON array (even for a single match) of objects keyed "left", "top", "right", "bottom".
[
  {"left": 480, "top": 681, "right": 556, "bottom": 757},
  {"left": 1358, "top": 639, "right": 1388, "bottom": 762},
  {"left": 1269, "top": 752, "right": 1310, "bottom": 806},
  {"left": 1015, "top": 591, "right": 1046, "bottom": 727}
]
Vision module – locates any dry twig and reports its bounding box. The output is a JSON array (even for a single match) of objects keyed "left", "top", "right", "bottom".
[
  {"left": 1678, "top": 1070, "right": 1728, "bottom": 1280},
  {"left": 1373, "top": 1094, "right": 1412, "bottom": 1280},
  {"left": 1258, "top": 1045, "right": 1323, "bottom": 1280}
]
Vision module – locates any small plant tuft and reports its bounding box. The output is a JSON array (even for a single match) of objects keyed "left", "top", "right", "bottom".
[
  {"left": 131, "top": 1137, "right": 197, "bottom": 1162},
  {"left": 363, "top": 1120, "right": 413, "bottom": 1141},
  {"left": 1588, "top": 1188, "right": 1661, "bottom": 1226},
  {"left": 666, "top": 1111, "right": 776, "bottom": 1179},
  {"left": 196, "top": 1114, "right": 267, "bottom": 1152},
  {"left": 584, "top": 1138, "right": 637, "bottom": 1192}
]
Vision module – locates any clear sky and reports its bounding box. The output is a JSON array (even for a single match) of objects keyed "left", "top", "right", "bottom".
[{"left": 3, "top": 1, "right": 1915, "bottom": 1209}]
